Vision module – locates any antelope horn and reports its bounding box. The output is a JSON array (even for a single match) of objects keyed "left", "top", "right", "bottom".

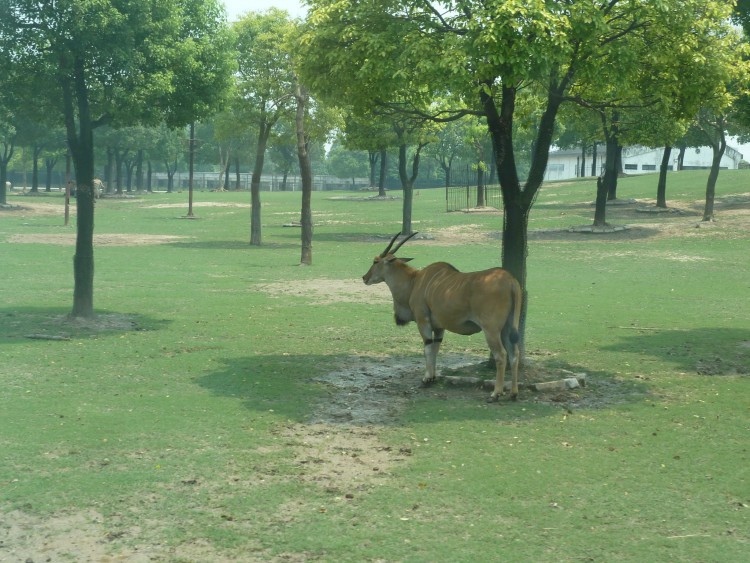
[
  {"left": 379, "top": 232, "right": 402, "bottom": 257},
  {"left": 388, "top": 231, "right": 418, "bottom": 256}
]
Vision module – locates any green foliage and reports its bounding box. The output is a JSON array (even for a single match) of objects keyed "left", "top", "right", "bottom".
[
  {"left": 0, "top": 0, "right": 234, "bottom": 129},
  {"left": 326, "top": 141, "right": 369, "bottom": 181},
  {"left": 232, "top": 8, "right": 297, "bottom": 131}
]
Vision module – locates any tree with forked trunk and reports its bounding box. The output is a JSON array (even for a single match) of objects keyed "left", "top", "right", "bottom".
[
  {"left": 300, "top": 0, "right": 738, "bottom": 350},
  {"left": 233, "top": 9, "right": 297, "bottom": 246}
]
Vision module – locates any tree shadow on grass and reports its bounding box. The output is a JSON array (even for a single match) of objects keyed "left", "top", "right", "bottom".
[
  {"left": 167, "top": 240, "right": 297, "bottom": 251},
  {"left": 602, "top": 327, "right": 750, "bottom": 376},
  {"left": 0, "top": 306, "right": 171, "bottom": 343},
  {"left": 195, "top": 351, "right": 650, "bottom": 427},
  {"left": 272, "top": 231, "right": 382, "bottom": 244},
  {"left": 527, "top": 225, "right": 662, "bottom": 242}
]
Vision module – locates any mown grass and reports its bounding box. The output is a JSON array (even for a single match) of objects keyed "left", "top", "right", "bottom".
[{"left": 1, "top": 171, "right": 748, "bottom": 561}]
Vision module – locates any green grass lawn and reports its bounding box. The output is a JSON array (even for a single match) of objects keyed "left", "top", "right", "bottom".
[{"left": 1, "top": 171, "right": 748, "bottom": 561}]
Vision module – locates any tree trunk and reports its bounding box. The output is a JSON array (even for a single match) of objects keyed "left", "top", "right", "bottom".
[
  {"left": 64, "top": 57, "right": 96, "bottom": 318},
  {"left": 378, "top": 149, "right": 387, "bottom": 197},
  {"left": 580, "top": 143, "right": 586, "bottom": 177},
  {"left": 114, "top": 148, "right": 127, "bottom": 194},
  {"left": 64, "top": 152, "right": 71, "bottom": 226},
  {"left": 135, "top": 149, "right": 143, "bottom": 192},
  {"left": 30, "top": 145, "right": 41, "bottom": 193},
  {"left": 0, "top": 166, "right": 7, "bottom": 205},
  {"left": 593, "top": 176, "right": 608, "bottom": 227},
  {"left": 250, "top": 123, "right": 271, "bottom": 246},
  {"left": 234, "top": 157, "right": 241, "bottom": 190},
  {"left": 703, "top": 135, "right": 726, "bottom": 222},
  {"left": 45, "top": 158, "right": 57, "bottom": 191},
  {"left": 677, "top": 145, "right": 686, "bottom": 170},
  {"left": 603, "top": 113, "right": 620, "bottom": 201},
  {"left": 656, "top": 145, "right": 672, "bottom": 208},
  {"left": 0, "top": 141, "right": 14, "bottom": 205},
  {"left": 396, "top": 139, "right": 425, "bottom": 235},
  {"left": 165, "top": 161, "right": 174, "bottom": 192},
  {"left": 440, "top": 158, "right": 451, "bottom": 188},
  {"left": 591, "top": 143, "right": 598, "bottom": 176},
  {"left": 398, "top": 143, "right": 413, "bottom": 235},
  {"left": 296, "top": 82, "right": 313, "bottom": 265},
  {"left": 224, "top": 160, "right": 230, "bottom": 191},
  {"left": 125, "top": 158, "right": 135, "bottom": 192},
  {"left": 502, "top": 199, "right": 530, "bottom": 358},
  {"left": 482, "top": 79, "right": 564, "bottom": 356},
  {"left": 105, "top": 148, "right": 114, "bottom": 193},
  {"left": 476, "top": 163, "right": 485, "bottom": 207},
  {"left": 368, "top": 150, "right": 378, "bottom": 187},
  {"left": 606, "top": 142, "right": 619, "bottom": 201}
]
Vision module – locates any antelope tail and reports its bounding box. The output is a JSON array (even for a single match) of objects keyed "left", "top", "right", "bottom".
[{"left": 503, "top": 280, "right": 522, "bottom": 365}]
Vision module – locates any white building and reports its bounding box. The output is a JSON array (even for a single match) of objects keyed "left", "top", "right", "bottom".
[{"left": 544, "top": 144, "right": 744, "bottom": 182}]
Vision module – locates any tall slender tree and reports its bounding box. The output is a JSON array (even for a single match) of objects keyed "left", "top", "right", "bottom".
[
  {"left": 0, "top": 0, "right": 233, "bottom": 317},
  {"left": 234, "top": 9, "right": 297, "bottom": 246}
]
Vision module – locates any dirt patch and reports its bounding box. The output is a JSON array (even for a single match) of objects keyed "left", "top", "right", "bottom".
[
  {"left": 358, "top": 226, "right": 497, "bottom": 247},
  {"left": 3, "top": 313, "right": 146, "bottom": 341},
  {"left": 276, "top": 421, "right": 410, "bottom": 491},
  {"left": 327, "top": 195, "right": 401, "bottom": 201},
  {"left": 0, "top": 508, "right": 154, "bottom": 563},
  {"left": 142, "top": 202, "right": 251, "bottom": 209},
  {"left": 0, "top": 201, "right": 70, "bottom": 216},
  {"left": 0, "top": 506, "right": 255, "bottom": 562},
  {"left": 310, "top": 353, "right": 434, "bottom": 425},
  {"left": 430, "top": 224, "right": 497, "bottom": 245},
  {"left": 256, "top": 278, "right": 391, "bottom": 305},
  {"left": 52, "top": 313, "right": 142, "bottom": 332},
  {"left": 7, "top": 233, "right": 190, "bottom": 246},
  {"left": 307, "top": 349, "right": 648, "bottom": 427}
]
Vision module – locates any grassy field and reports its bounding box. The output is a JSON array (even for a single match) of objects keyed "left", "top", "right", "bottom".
[{"left": 1, "top": 171, "right": 748, "bottom": 561}]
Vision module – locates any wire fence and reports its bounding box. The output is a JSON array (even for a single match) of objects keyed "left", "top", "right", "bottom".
[{"left": 445, "top": 184, "right": 502, "bottom": 212}]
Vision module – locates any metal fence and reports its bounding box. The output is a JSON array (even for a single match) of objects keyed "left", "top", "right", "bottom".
[
  {"left": 154, "top": 172, "right": 369, "bottom": 192},
  {"left": 445, "top": 184, "right": 502, "bottom": 212}
]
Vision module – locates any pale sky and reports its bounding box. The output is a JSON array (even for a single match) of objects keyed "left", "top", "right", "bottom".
[{"left": 222, "top": 0, "right": 307, "bottom": 21}]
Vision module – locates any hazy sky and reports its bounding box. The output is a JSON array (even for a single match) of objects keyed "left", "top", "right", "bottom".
[{"left": 222, "top": 0, "right": 307, "bottom": 21}]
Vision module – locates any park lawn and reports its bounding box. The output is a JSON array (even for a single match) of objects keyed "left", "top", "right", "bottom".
[{"left": 0, "top": 171, "right": 748, "bottom": 561}]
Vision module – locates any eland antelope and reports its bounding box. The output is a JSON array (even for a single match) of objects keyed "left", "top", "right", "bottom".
[{"left": 362, "top": 232, "right": 522, "bottom": 401}]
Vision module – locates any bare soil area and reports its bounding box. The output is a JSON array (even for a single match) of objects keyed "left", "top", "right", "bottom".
[
  {"left": 256, "top": 278, "right": 391, "bottom": 305},
  {"left": 142, "top": 202, "right": 250, "bottom": 209},
  {"left": 0, "top": 201, "right": 71, "bottom": 216},
  {"left": 7, "top": 233, "right": 190, "bottom": 246}
]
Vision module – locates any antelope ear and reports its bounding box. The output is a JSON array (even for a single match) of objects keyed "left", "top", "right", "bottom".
[{"left": 399, "top": 257, "right": 414, "bottom": 263}]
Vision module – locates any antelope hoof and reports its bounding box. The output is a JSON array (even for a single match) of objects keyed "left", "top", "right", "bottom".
[
  {"left": 421, "top": 375, "right": 436, "bottom": 387},
  {"left": 510, "top": 392, "right": 518, "bottom": 401},
  {"left": 487, "top": 393, "right": 500, "bottom": 403}
]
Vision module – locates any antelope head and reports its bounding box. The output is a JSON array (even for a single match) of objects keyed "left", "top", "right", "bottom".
[{"left": 362, "top": 232, "right": 417, "bottom": 285}]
